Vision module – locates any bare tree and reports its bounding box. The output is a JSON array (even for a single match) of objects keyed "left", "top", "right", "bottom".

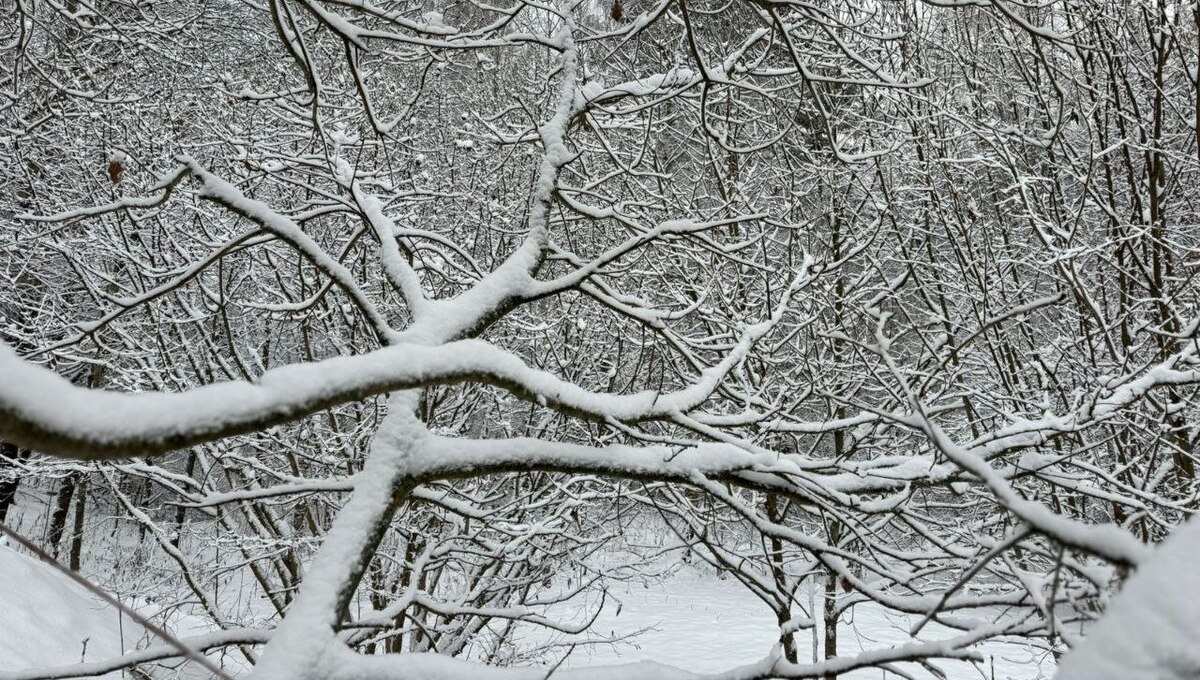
[{"left": 2, "top": 1, "right": 1200, "bottom": 679}]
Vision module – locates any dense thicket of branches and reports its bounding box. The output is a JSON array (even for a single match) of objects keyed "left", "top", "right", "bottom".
[{"left": 1, "top": 0, "right": 1198, "bottom": 678}]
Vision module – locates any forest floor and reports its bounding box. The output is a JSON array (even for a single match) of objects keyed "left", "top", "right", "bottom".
[
  {"left": 1, "top": 540, "right": 1057, "bottom": 680},
  {"left": 1, "top": 539, "right": 144, "bottom": 679},
  {"left": 515, "top": 568, "right": 1059, "bottom": 679},
  {"left": 0, "top": 540, "right": 227, "bottom": 680}
]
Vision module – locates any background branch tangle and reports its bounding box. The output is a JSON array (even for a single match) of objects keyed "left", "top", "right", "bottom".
[{"left": 1, "top": 0, "right": 1199, "bottom": 678}]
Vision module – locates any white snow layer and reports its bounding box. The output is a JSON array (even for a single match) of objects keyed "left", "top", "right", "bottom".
[
  {"left": 0, "top": 538, "right": 1061, "bottom": 680},
  {"left": 1057, "top": 512, "right": 1200, "bottom": 680},
  {"left": 516, "top": 572, "right": 1056, "bottom": 679},
  {"left": 0, "top": 543, "right": 139, "bottom": 679}
]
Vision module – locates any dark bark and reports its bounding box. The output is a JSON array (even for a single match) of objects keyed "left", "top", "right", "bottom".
[
  {"left": 823, "top": 569, "right": 838, "bottom": 674},
  {"left": 46, "top": 472, "right": 80, "bottom": 557},
  {"left": 0, "top": 441, "right": 28, "bottom": 524},
  {"left": 822, "top": 520, "right": 843, "bottom": 678},
  {"left": 171, "top": 451, "right": 197, "bottom": 549},
  {"left": 765, "top": 493, "right": 798, "bottom": 663},
  {"left": 68, "top": 476, "right": 87, "bottom": 571}
]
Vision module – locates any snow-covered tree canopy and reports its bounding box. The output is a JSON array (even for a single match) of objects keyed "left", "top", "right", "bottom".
[{"left": 1, "top": 0, "right": 1198, "bottom": 678}]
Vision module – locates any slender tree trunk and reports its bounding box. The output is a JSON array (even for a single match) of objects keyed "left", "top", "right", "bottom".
[
  {"left": 766, "top": 493, "right": 798, "bottom": 663},
  {"left": 171, "top": 451, "right": 197, "bottom": 549},
  {"left": 0, "top": 441, "right": 28, "bottom": 524},
  {"left": 46, "top": 472, "right": 80, "bottom": 558},
  {"left": 68, "top": 477, "right": 87, "bottom": 571},
  {"left": 823, "top": 566, "right": 839, "bottom": 678}
]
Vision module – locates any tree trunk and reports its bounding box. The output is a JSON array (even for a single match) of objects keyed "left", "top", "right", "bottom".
[
  {"left": 0, "top": 441, "right": 28, "bottom": 524},
  {"left": 171, "top": 451, "right": 197, "bottom": 549},
  {"left": 765, "top": 493, "right": 798, "bottom": 663},
  {"left": 822, "top": 522, "right": 843, "bottom": 679},
  {"left": 46, "top": 472, "right": 80, "bottom": 558},
  {"left": 68, "top": 476, "right": 88, "bottom": 571},
  {"left": 823, "top": 568, "right": 838, "bottom": 678}
]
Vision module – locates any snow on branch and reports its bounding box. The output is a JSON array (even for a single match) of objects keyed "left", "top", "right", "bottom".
[
  {"left": 0, "top": 304, "right": 776, "bottom": 460},
  {"left": 1056, "top": 512, "right": 1200, "bottom": 680}
]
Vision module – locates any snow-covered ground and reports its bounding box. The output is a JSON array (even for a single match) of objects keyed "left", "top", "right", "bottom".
[
  {"left": 1, "top": 540, "right": 1055, "bottom": 680},
  {"left": 0, "top": 541, "right": 238, "bottom": 680},
  {"left": 515, "top": 571, "right": 1058, "bottom": 680},
  {"left": 0, "top": 540, "right": 141, "bottom": 679}
]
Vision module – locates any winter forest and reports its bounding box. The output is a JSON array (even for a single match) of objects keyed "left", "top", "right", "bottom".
[{"left": 1, "top": 0, "right": 1199, "bottom": 678}]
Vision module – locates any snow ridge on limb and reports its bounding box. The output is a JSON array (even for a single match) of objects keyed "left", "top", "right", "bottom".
[
  {"left": 20, "top": 159, "right": 401, "bottom": 346},
  {"left": 8, "top": 0, "right": 1189, "bottom": 677},
  {"left": 248, "top": 13, "right": 591, "bottom": 679},
  {"left": 176, "top": 157, "right": 403, "bottom": 346},
  {"left": 0, "top": 312, "right": 778, "bottom": 460},
  {"left": 1056, "top": 513, "right": 1200, "bottom": 680},
  {"left": 351, "top": 183, "right": 430, "bottom": 318},
  {"left": 915, "top": 415, "right": 1149, "bottom": 567},
  {"left": 409, "top": 9, "right": 584, "bottom": 344},
  {"left": 874, "top": 312, "right": 1153, "bottom": 568},
  {"left": 248, "top": 394, "right": 426, "bottom": 678}
]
